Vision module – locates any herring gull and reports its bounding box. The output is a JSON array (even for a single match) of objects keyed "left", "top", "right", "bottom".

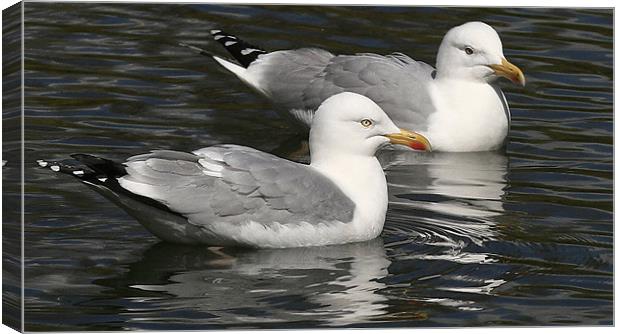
[
  {"left": 183, "top": 21, "right": 524, "bottom": 152},
  {"left": 39, "top": 92, "right": 431, "bottom": 248}
]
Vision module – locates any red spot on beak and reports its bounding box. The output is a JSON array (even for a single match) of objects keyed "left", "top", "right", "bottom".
[
  {"left": 409, "top": 141, "right": 428, "bottom": 151},
  {"left": 385, "top": 129, "right": 432, "bottom": 152}
]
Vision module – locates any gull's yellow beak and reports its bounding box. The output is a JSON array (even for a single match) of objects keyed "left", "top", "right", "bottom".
[
  {"left": 488, "top": 58, "right": 526, "bottom": 86},
  {"left": 384, "top": 129, "right": 432, "bottom": 152}
]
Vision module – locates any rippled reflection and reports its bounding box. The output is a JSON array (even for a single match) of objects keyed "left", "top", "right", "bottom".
[
  {"left": 379, "top": 149, "right": 508, "bottom": 247},
  {"left": 104, "top": 239, "right": 390, "bottom": 326},
  {"left": 384, "top": 149, "right": 508, "bottom": 215}
]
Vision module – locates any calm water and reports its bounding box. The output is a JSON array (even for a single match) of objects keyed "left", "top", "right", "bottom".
[{"left": 3, "top": 3, "right": 613, "bottom": 330}]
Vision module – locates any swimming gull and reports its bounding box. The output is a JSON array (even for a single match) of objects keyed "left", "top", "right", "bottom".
[
  {"left": 39, "top": 92, "right": 431, "bottom": 248},
  {"left": 182, "top": 22, "right": 524, "bottom": 152}
]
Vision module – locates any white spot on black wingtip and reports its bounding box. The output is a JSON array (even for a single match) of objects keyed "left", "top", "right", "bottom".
[
  {"left": 72, "top": 170, "right": 85, "bottom": 176},
  {"left": 98, "top": 177, "right": 108, "bottom": 182},
  {"left": 210, "top": 29, "right": 222, "bottom": 34},
  {"left": 241, "top": 48, "right": 262, "bottom": 56},
  {"left": 212, "top": 31, "right": 265, "bottom": 67},
  {"left": 37, "top": 159, "right": 48, "bottom": 167},
  {"left": 50, "top": 165, "right": 60, "bottom": 172}
]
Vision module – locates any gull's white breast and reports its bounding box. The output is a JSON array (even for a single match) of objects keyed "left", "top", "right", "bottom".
[{"left": 426, "top": 80, "right": 510, "bottom": 152}]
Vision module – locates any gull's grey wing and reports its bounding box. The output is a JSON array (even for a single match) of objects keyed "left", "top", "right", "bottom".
[
  {"left": 306, "top": 53, "right": 437, "bottom": 129},
  {"left": 250, "top": 50, "right": 437, "bottom": 129},
  {"left": 250, "top": 48, "right": 335, "bottom": 110},
  {"left": 118, "top": 145, "right": 356, "bottom": 228}
]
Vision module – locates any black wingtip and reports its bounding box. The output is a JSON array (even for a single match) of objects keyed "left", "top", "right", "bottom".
[
  {"left": 70, "top": 154, "right": 127, "bottom": 178},
  {"left": 37, "top": 158, "right": 97, "bottom": 181},
  {"left": 210, "top": 29, "right": 267, "bottom": 68},
  {"left": 40, "top": 156, "right": 183, "bottom": 217}
]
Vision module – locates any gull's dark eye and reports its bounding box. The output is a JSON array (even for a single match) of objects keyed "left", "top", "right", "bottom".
[
  {"left": 360, "top": 119, "right": 373, "bottom": 128},
  {"left": 465, "top": 47, "right": 474, "bottom": 55}
]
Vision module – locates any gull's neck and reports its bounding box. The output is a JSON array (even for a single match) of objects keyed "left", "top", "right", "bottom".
[
  {"left": 310, "top": 151, "right": 388, "bottom": 240},
  {"left": 435, "top": 66, "right": 487, "bottom": 85}
]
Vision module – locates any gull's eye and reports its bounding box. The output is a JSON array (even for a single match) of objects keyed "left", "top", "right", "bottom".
[
  {"left": 465, "top": 47, "right": 474, "bottom": 55},
  {"left": 360, "top": 119, "right": 373, "bottom": 128}
]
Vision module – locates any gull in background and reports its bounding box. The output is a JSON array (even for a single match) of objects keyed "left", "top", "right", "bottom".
[{"left": 182, "top": 21, "right": 524, "bottom": 152}]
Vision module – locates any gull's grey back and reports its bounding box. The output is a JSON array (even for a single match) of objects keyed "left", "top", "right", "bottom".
[{"left": 249, "top": 49, "right": 437, "bottom": 130}]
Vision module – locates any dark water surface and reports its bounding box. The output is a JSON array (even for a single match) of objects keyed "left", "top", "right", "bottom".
[{"left": 6, "top": 3, "right": 613, "bottom": 330}]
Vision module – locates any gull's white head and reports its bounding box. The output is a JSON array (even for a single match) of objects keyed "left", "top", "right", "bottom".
[
  {"left": 309, "top": 92, "right": 431, "bottom": 161},
  {"left": 436, "top": 21, "right": 525, "bottom": 86}
]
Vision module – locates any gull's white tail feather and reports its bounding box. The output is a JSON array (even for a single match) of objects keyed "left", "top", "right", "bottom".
[{"left": 212, "top": 55, "right": 269, "bottom": 98}]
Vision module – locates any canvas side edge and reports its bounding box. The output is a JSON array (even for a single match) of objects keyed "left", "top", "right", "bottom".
[{"left": 2, "top": 1, "right": 24, "bottom": 332}]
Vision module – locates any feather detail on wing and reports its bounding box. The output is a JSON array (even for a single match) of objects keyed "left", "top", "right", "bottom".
[{"left": 117, "top": 145, "right": 356, "bottom": 227}]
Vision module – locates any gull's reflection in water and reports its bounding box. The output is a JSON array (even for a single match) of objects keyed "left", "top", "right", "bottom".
[
  {"left": 114, "top": 239, "right": 391, "bottom": 326},
  {"left": 378, "top": 149, "right": 509, "bottom": 246}
]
